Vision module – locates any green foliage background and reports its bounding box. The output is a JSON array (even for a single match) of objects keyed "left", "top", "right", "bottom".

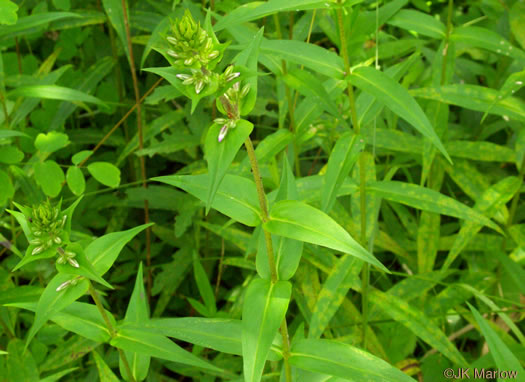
[{"left": 0, "top": 0, "right": 524, "bottom": 381}]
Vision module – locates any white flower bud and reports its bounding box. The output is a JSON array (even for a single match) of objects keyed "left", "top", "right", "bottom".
[
  {"left": 208, "top": 50, "right": 219, "bottom": 60},
  {"left": 176, "top": 74, "right": 192, "bottom": 81},
  {"left": 195, "top": 80, "right": 204, "bottom": 94},
  {"left": 218, "top": 125, "right": 229, "bottom": 142},
  {"left": 167, "top": 49, "right": 180, "bottom": 58},
  {"left": 68, "top": 258, "right": 80, "bottom": 268},
  {"left": 241, "top": 83, "right": 251, "bottom": 98},
  {"left": 32, "top": 246, "right": 44, "bottom": 255},
  {"left": 184, "top": 57, "right": 194, "bottom": 66},
  {"left": 56, "top": 280, "right": 71, "bottom": 292},
  {"left": 226, "top": 72, "right": 241, "bottom": 82},
  {"left": 167, "top": 36, "right": 178, "bottom": 45}
]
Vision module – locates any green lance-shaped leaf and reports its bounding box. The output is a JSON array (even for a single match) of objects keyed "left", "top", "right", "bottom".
[
  {"left": 349, "top": 66, "right": 451, "bottom": 163},
  {"left": 87, "top": 224, "right": 153, "bottom": 276},
  {"left": 93, "top": 351, "right": 120, "bottom": 382},
  {"left": 289, "top": 338, "right": 415, "bottom": 382},
  {"left": 153, "top": 174, "right": 261, "bottom": 227},
  {"left": 451, "top": 26, "right": 525, "bottom": 61},
  {"left": 7, "top": 85, "right": 107, "bottom": 109},
  {"left": 261, "top": 39, "right": 344, "bottom": 79},
  {"left": 369, "top": 288, "right": 468, "bottom": 366},
  {"left": 56, "top": 243, "right": 113, "bottom": 289},
  {"left": 443, "top": 176, "right": 522, "bottom": 270},
  {"left": 193, "top": 251, "right": 217, "bottom": 315},
  {"left": 387, "top": 9, "right": 446, "bottom": 38},
  {"left": 367, "top": 180, "right": 501, "bottom": 233},
  {"left": 101, "top": 0, "right": 131, "bottom": 65},
  {"left": 264, "top": 200, "right": 389, "bottom": 273},
  {"left": 214, "top": 0, "right": 336, "bottom": 31},
  {"left": 322, "top": 132, "right": 364, "bottom": 213},
  {"left": 145, "top": 318, "right": 243, "bottom": 355},
  {"left": 493, "top": 251, "right": 525, "bottom": 295},
  {"left": 25, "top": 273, "right": 90, "bottom": 349},
  {"left": 0, "top": 11, "right": 80, "bottom": 39},
  {"left": 242, "top": 278, "right": 291, "bottom": 382},
  {"left": 50, "top": 302, "right": 114, "bottom": 343},
  {"left": 257, "top": 157, "right": 303, "bottom": 280},
  {"left": 235, "top": 27, "right": 263, "bottom": 115},
  {"left": 110, "top": 325, "right": 223, "bottom": 373},
  {"left": 309, "top": 254, "right": 362, "bottom": 339},
  {"left": 87, "top": 162, "right": 121, "bottom": 188},
  {"left": 467, "top": 302, "right": 525, "bottom": 377},
  {"left": 481, "top": 68, "right": 525, "bottom": 122},
  {"left": 5, "top": 339, "right": 39, "bottom": 382},
  {"left": 410, "top": 84, "right": 525, "bottom": 122},
  {"left": 284, "top": 69, "right": 346, "bottom": 126},
  {"left": 120, "top": 263, "right": 150, "bottom": 382},
  {"left": 205, "top": 119, "right": 254, "bottom": 213}
]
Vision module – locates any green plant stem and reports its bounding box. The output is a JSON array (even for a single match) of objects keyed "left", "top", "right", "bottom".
[
  {"left": 337, "top": 3, "right": 370, "bottom": 347},
  {"left": 244, "top": 136, "right": 292, "bottom": 382},
  {"left": 507, "top": 155, "right": 525, "bottom": 226},
  {"left": 336, "top": 7, "right": 359, "bottom": 134},
  {"left": 244, "top": 137, "right": 277, "bottom": 282},
  {"left": 120, "top": 0, "right": 152, "bottom": 303},
  {"left": 441, "top": 0, "right": 454, "bottom": 86},
  {"left": 88, "top": 281, "right": 136, "bottom": 382},
  {"left": 0, "top": 92, "right": 10, "bottom": 129}
]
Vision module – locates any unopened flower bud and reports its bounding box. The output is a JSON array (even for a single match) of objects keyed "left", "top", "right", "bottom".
[
  {"left": 32, "top": 246, "right": 44, "bottom": 255},
  {"left": 214, "top": 118, "right": 228, "bottom": 125},
  {"left": 208, "top": 50, "right": 219, "bottom": 60},
  {"left": 68, "top": 258, "right": 80, "bottom": 268},
  {"left": 218, "top": 125, "right": 229, "bottom": 142},
  {"left": 195, "top": 80, "right": 204, "bottom": 94},
  {"left": 167, "top": 36, "right": 178, "bottom": 45},
  {"left": 56, "top": 280, "right": 71, "bottom": 292},
  {"left": 167, "top": 49, "right": 180, "bottom": 58},
  {"left": 184, "top": 57, "right": 194, "bottom": 66},
  {"left": 54, "top": 236, "right": 62, "bottom": 244},
  {"left": 226, "top": 72, "right": 241, "bottom": 82},
  {"left": 241, "top": 83, "right": 251, "bottom": 98}
]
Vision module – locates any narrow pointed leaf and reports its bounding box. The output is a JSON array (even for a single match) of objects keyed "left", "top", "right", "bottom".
[
  {"left": 86, "top": 224, "right": 153, "bottom": 276},
  {"left": 349, "top": 66, "right": 451, "bottom": 163},
  {"left": 154, "top": 174, "right": 261, "bottom": 226},
  {"left": 265, "top": 200, "right": 388, "bottom": 272},
  {"left": 242, "top": 278, "right": 291, "bottom": 382},
  {"left": 205, "top": 119, "right": 253, "bottom": 212},
  {"left": 121, "top": 263, "right": 150, "bottom": 382},
  {"left": 290, "top": 338, "right": 415, "bottom": 382},
  {"left": 111, "top": 326, "right": 223, "bottom": 373},
  {"left": 369, "top": 288, "right": 468, "bottom": 366},
  {"left": 309, "top": 254, "right": 362, "bottom": 339},
  {"left": 322, "top": 132, "right": 364, "bottom": 212},
  {"left": 367, "top": 181, "right": 501, "bottom": 233},
  {"left": 467, "top": 303, "right": 525, "bottom": 376}
]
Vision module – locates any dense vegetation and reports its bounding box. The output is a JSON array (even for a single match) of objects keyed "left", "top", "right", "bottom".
[{"left": 0, "top": 0, "right": 525, "bottom": 381}]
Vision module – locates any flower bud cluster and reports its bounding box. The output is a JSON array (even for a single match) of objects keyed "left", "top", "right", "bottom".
[
  {"left": 27, "top": 200, "right": 79, "bottom": 269},
  {"left": 213, "top": 79, "right": 250, "bottom": 142},
  {"left": 29, "top": 200, "right": 66, "bottom": 256},
  {"left": 166, "top": 10, "right": 220, "bottom": 69}
]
